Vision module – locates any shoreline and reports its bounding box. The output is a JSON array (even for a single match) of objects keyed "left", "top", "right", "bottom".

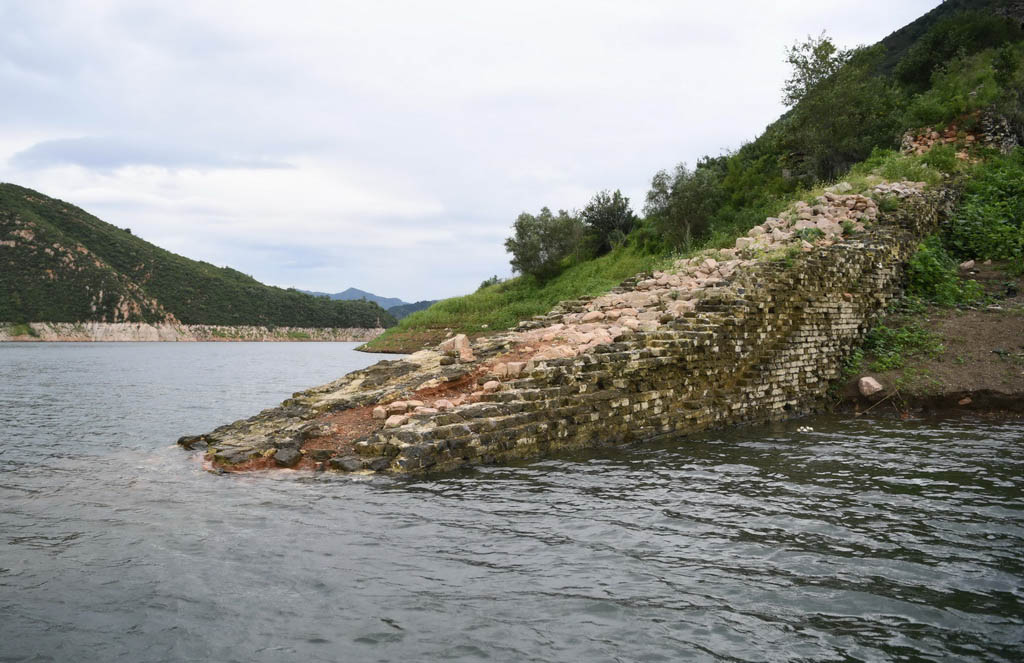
[{"left": 0, "top": 321, "right": 385, "bottom": 343}]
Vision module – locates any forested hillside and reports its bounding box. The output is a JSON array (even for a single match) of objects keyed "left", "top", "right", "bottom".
[
  {"left": 0, "top": 184, "right": 396, "bottom": 328},
  {"left": 364, "top": 0, "right": 1024, "bottom": 352}
]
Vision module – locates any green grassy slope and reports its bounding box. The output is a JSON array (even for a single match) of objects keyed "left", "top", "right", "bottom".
[{"left": 0, "top": 184, "right": 396, "bottom": 327}]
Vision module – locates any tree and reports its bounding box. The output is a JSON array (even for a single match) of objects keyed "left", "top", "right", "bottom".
[
  {"left": 504, "top": 207, "right": 584, "bottom": 279},
  {"left": 781, "top": 44, "right": 904, "bottom": 180},
  {"left": 781, "top": 31, "right": 851, "bottom": 107},
  {"left": 643, "top": 161, "right": 724, "bottom": 251},
  {"left": 580, "top": 189, "right": 635, "bottom": 255}
]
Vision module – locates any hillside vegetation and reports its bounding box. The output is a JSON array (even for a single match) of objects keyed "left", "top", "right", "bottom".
[
  {"left": 0, "top": 184, "right": 396, "bottom": 328},
  {"left": 365, "top": 0, "right": 1024, "bottom": 353}
]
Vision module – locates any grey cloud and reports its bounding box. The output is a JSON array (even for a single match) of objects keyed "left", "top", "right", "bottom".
[{"left": 10, "top": 136, "right": 293, "bottom": 171}]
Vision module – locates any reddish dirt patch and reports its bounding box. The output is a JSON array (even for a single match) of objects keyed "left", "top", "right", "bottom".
[{"left": 301, "top": 405, "right": 384, "bottom": 458}]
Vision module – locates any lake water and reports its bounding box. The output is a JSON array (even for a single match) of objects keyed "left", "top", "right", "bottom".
[{"left": 1, "top": 342, "right": 1022, "bottom": 662}]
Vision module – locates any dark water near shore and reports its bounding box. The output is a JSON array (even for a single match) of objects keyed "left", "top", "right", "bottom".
[{"left": 1, "top": 343, "right": 1022, "bottom": 662}]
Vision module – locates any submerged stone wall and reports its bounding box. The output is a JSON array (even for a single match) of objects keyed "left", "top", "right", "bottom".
[{"left": 180, "top": 193, "right": 941, "bottom": 474}]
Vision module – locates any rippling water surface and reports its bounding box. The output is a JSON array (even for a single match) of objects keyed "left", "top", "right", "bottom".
[{"left": 1, "top": 342, "right": 1022, "bottom": 662}]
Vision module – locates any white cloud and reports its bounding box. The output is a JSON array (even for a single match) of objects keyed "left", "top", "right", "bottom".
[{"left": 0, "top": 0, "right": 942, "bottom": 300}]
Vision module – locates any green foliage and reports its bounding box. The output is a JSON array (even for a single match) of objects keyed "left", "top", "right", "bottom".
[
  {"left": 894, "top": 10, "right": 1024, "bottom": 92},
  {"left": 946, "top": 148, "right": 1024, "bottom": 263},
  {"left": 504, "top": 207, "right": 585, "bottom": 280},
  {"left": 477, "top": 275, "right": 502, "bottom": 291},
  {"left": 644, "top": 162, "right": 724, "bottom": 251},
  {"left": 850, "top": 148, "right": 944, "bottom": 188},
  {"left": 795, "top": 228, "right": 825, "bottom": 242},
  {"left": 920, "top": 143, "right": 960, "bottom": 174},
  {"left": 0, "top": 184, "right": 396, "bottom": 328},
  {"left": 863, "top": 322, "right": 944, "bottom": 371},
  {"left": 7, "top": 322, "right": 36, "bottom": 337},
  {"left": 906, "top": 236, "right": 985, "bottom": 306},
  {"left": 905, "top": 49, "right": 1004, "bottom": 126},
  {"left": 782, "top": 32, "right": 852, "bottom": 107},
  {"left": 580, "top": 189, "right": 635, "bottom": 255},
  {"left": 781, "top": 45, "right": 906, "bottom": 180}
]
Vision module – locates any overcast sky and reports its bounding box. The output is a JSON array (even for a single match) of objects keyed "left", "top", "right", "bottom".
[{"left": 1, "top": 1, "right": 941, "bottom": 301}]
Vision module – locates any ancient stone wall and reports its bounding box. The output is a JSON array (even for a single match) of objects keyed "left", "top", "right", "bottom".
[
  {"left": 354, "top": 196, "right": 940, "bottom": 472},
  {"left": 183, "top": 192, "right": 942, "bottom": 474}
]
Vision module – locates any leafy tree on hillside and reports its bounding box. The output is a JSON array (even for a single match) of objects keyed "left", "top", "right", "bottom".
[
  {"left": 644, "top": 160, "right": 725, "bottom": 251},
  {"left": 781, "top": 31, "right": 851, "bottom": 107},
  {"left": 781, "top": 44, "right": 904, "bottom": 180},
  {"left": 581, "top": 189, "right": 635, "bottom": 255},
  {"left": 504, "top": 207, "right": 584, "bottom": 279}
]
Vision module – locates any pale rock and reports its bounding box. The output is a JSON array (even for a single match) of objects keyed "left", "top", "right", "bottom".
[
  {"left": 386, "top": 401, "right": 409, "bottom": 415},
  {"left": 581, "top": 311, "right": 605, "bottom": 323},
  {"left": 413, "top": 407, "right": 439, "bottom": 415},
  {"left": 384, "top": 414, "right": 408, "bottom": 428},
  {"left": 506, "top": 362, "right": 526, "bottom": 377},
  {"left": 857, "top": 376, "right": 884, "bottom": 397},
  {"left": 959, "top": 260, "right": 975, "bottom": 270},
  {"left": 748, "top": 226, "right": 766, "bottom": 237},
  {"left": 491, "top": 362, "right": 509, "bottom": 378},
  {"left": 372, "top": 406, "right": 387, "bottom": 419},
  {"left": 736, "top": 236, "right": 755, "bottom": 250},
  {"left": 406, "top": 400, "right": 424, "bottom": 409},
  {"left": 604, "top": 309, "right": 622, "bottom": 321},
  {"left": 434, "top": 399, "right": 454, "bottom": 411}
]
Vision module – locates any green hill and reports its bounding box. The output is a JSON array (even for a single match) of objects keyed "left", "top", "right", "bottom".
[
  {"left": 363, "top": 0, "right": 1024, "bottom": 353},
  {"left": 0, "top": 184, "right": 396, "bottom": 328}
]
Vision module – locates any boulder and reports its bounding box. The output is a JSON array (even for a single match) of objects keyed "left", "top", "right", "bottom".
[
  {"left": 329, "top": 456, "right": 364, "bottom": 472},
  {"left": 385, "top": 401, "right": 408, "bottom": 415},
  {"left": 372, "top": 406, "right": 387, "bottom": 419},
  {"left": 581, "top": 311, "right": 605, "bottom": 323},
  {"left": 735, "top": 237, "right": 754, "bottom": 250},
  {"left": 384, "top": 414, "right": 408, "bottom": 428},
  {"left": 482, "top": 380, "right": 501, "bottom": 393},
  {"left": 857, "top": 376, "right": 884, "bottom": 397},
  {"left": 439, "top": 333, "right": 475, "bottom": 361},
  {"left": 959, "top": 260, "right": 975, "bottom": 270},
  {"left": 273, "top": 448, "right": 302, "bottom": 467},
  {"left": 434, "top": 399, "right": 454, "bottom": 411}
]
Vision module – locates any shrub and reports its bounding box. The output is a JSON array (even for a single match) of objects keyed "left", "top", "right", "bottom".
[
  {"left": 504, "top": 207, "right": 585, "bottom": 280},
  {"left": 863, "top": 322, "right": 944, "bottom": 371},
  {"left": 644, "top": 162, "right": 725, "bottom": 251},
  {"left": 906, "top": 236, "right": 984, "bottom": 306},
  {"left": 945, "top": 148, "right": 1024, "bottom": 264},
  {"left": 581, "top": 190, "right": 636, "bottom": 255}
]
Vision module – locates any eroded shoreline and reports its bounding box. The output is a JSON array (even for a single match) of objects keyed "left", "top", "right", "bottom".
[{"left": 0, "top": 322, "right": 385, "bottom": 342}]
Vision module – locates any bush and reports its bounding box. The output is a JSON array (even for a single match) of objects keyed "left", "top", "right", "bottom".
[
  {"left": 906, "top": 236, "right": 984, "bottom": 306},
  {"left": 644, "top": 162, "right": 725, "bottom": 251},
  {"left": 945, "top": 148, "right": 1024, "bottom": 265},
  {"left": 504, "top": 207, "right": 585, "bottom": 280},
  {"left": 581, "top": 189, "right": 636, "bottom": 255},
  {"left": 863, "top": 322, "right": 944, "bottom": 371}
]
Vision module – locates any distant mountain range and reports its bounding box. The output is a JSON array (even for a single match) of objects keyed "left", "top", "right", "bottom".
[
  {"left": 299, "top": 287, "right": 437, "bottom": 320},
  {"left": 0, "top": 183, "right": 396, "bottom": 329}
]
